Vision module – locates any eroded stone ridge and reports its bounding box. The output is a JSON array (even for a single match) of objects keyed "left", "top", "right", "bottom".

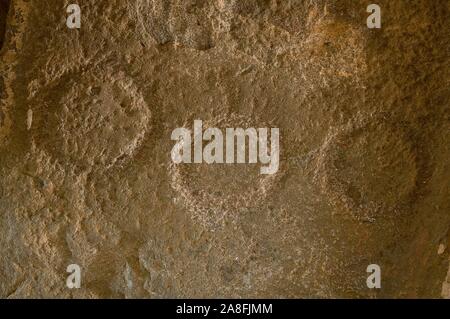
[{"left": 134, "top": 0, "right": 213, "bottom": 50}]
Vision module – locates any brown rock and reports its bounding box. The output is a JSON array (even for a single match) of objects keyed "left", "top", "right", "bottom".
[{"left": 0, "top": 0, "right": 449, "bottom": 298}]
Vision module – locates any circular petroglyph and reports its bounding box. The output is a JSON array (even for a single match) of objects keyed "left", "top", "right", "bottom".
[
  {"left": 31, "top": 68, "right": 151, "bottom": 170},
  {"left": 170, "top": 113, "right": 283, "bottom": 229},
  {"left": 316, "top": 119, "right": 422, "bottom": 220}
]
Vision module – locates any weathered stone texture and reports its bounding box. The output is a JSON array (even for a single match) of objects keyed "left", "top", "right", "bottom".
[{"left": 0, "top": 0, "right": 449, "bottom": 298}]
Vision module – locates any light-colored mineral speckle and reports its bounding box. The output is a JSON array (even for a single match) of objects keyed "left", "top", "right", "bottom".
[{"left": 438, "top": 244, "right": 446, "bottom": 255}]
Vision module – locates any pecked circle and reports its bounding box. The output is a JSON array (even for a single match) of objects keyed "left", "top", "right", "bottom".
[
  {"left": 317, "top": 119, "right": 421, "bottom": 220},
  {"left": 169, "top": 113, "right": 282, "bottom": 229},
  {"left": 32, "top": 69, "right": 151, "bottom": 170}
]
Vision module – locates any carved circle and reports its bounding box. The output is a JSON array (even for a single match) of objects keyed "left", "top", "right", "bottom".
[
  {"left": 32, "top": 68, "right": 151, "bottom": 170},
  {"left": 316, "top": 119, "right": 425, "bottom": 220},
  {"left": 169, "top": 113, "right": 282, "bottom": 228}
]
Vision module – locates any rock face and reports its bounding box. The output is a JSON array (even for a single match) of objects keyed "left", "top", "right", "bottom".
[
  {"left": 0, "top": 0, "right": 8, "bottom": 50},
  {"left": 0, "top": 0, "right": 449, "bottom": 298}
]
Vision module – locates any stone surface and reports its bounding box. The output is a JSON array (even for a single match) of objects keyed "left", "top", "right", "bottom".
[{"left": 0, "top": 0, "right": 449, "bottom": 298}]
